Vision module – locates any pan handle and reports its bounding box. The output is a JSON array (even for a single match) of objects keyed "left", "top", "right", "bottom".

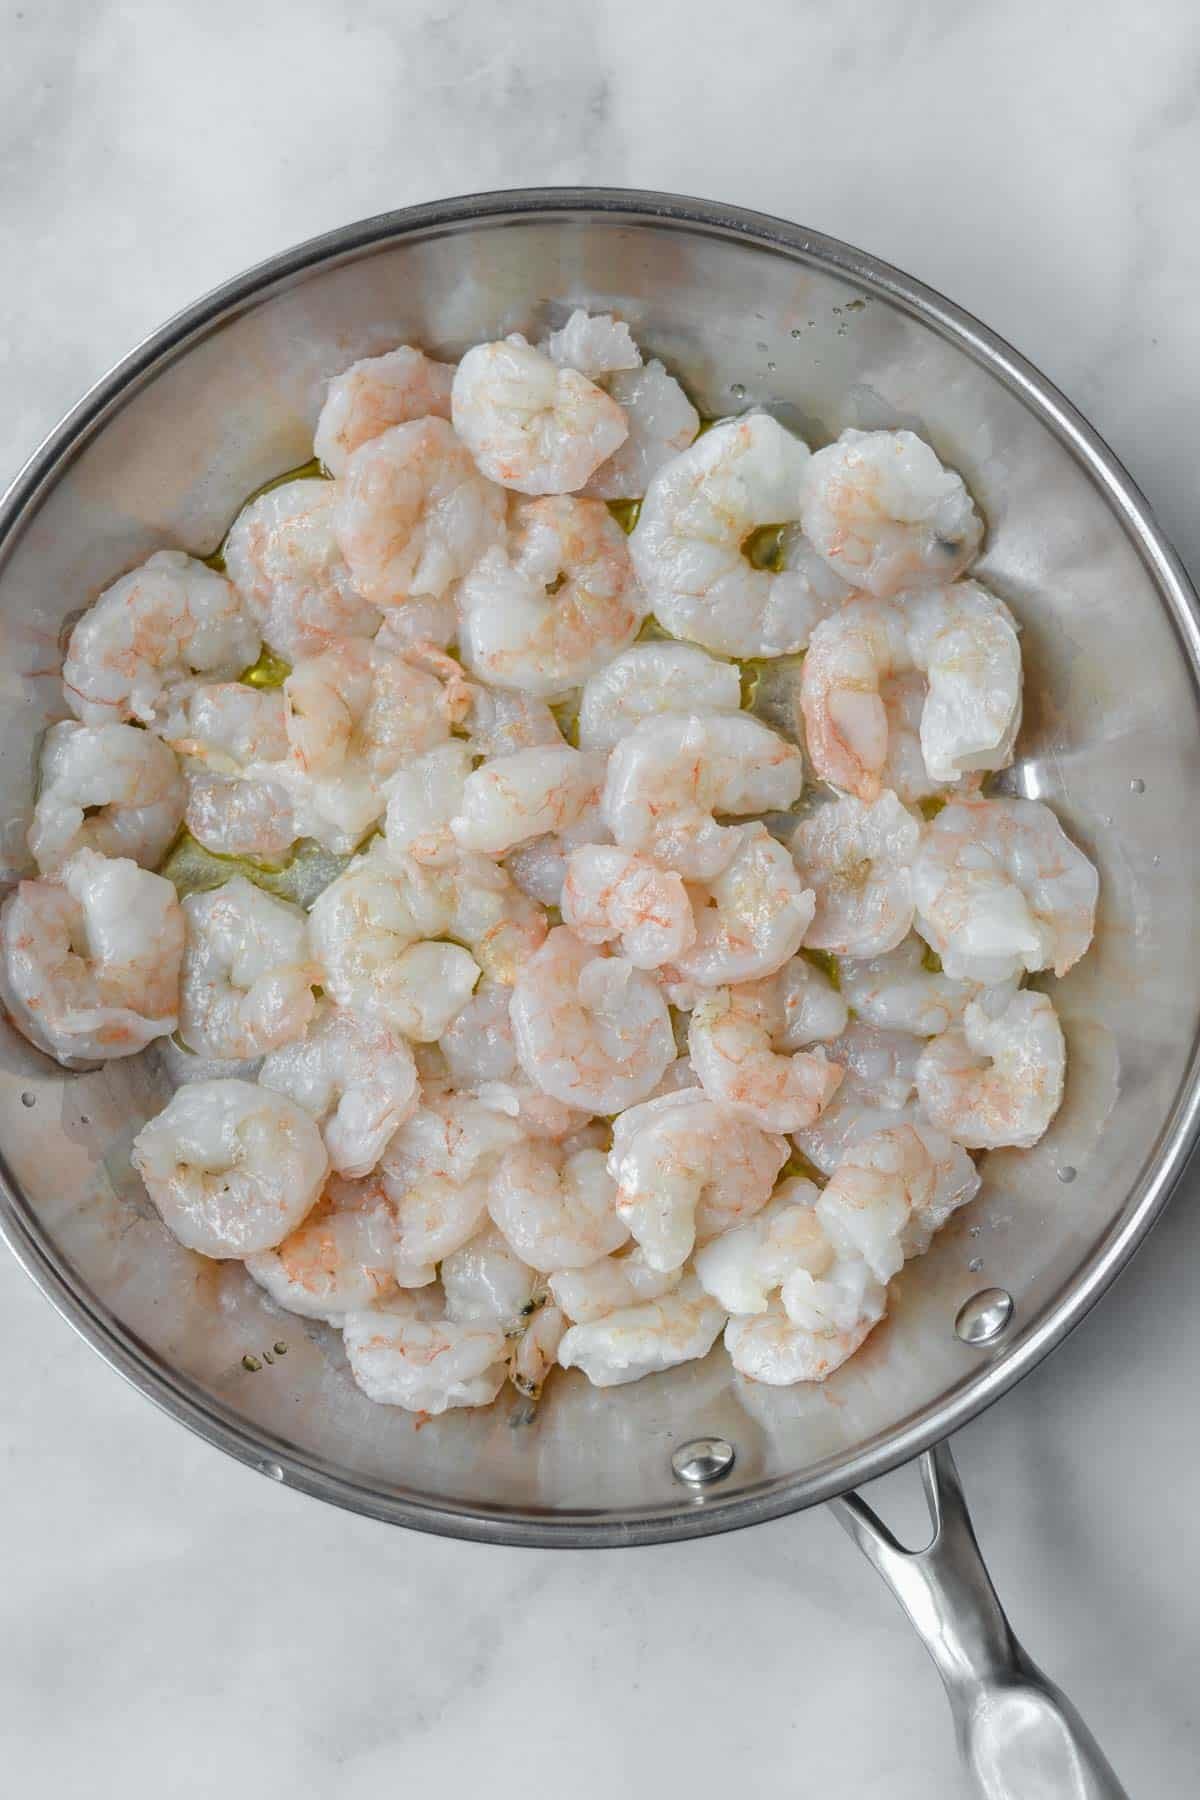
[{"left": 829, "top": 1441, "right": 1127, "bottom": 1799}]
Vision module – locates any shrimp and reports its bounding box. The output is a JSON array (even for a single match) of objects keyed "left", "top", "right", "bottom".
[
  {"left": 62, "top": 550, "right": 259, "bottom": 728},
  {"left": 178, "top": 876, "right": 317, "bottom": 1060},
  {"left": 576, "top": 643, "right": 741, "bottom": 753},
  {"left": 915, "top": 988, "right": 1066, "bottom": 1149},
  {"left": 442, "top": 1223, "right": 539, "bottom": 1330},
  {"left": 774, "top": 953, "right": 849, "bottom": 1046},
  {"left": 582, "top": 360, "right": 701, "bottom": 501},
  {"left": 601, "top": 712, "right": 805, "bottom": 880},
  {"left": 693, "top": 1178, "right": 832, "bottom": 1314},
  {"left": 879, "top": 672, "right": 959, "bottom": 805},
  {"left": 798, "top": 427, "right": 983, "bottom": 595},
  {"left": 725, "top": 1276, "right": 885, "bottom": 1385},
  {"left": 462, "top": 683, "right": 564, "bottom": 757},
  {"left": 839, "top": 934, "right": 1013, "bottom": 1037},
  {"left": 245, "top": 1171, "right": 399, "bottom": 1320},
  {"left": 223, "top": 479, "right": 380, "bottom": 663},
  {"left": 450, "top": 746, "right": 606, "bottom": 857},
  {"left": 816, "top": 1117, "right": 981, "bottom": 1282},
  {"left": 258, "top": 1001, "right": 419, "bottom": 1177},
  {"left": 548, "top": 1247, "right": 682, "bottom": 1324},
  {"left": 688, "top": 980, "right": 844, "bottom": 1131},
  {"left": 402, "top": 847, "right": 548, "bottom": 985},
  {"left": 313, "top": 344, "right": 456, "bottom": 475},
  {"left": 183, "top": 770, "right": 297, "bottom": 863},
  {"left": 509, "top": 927, "right": 675, "bottom": 1114},
  {"left": 439, "top": 979, "right": 518, "bottom": 1085},
  {"left": 557, "top": 1275, "right": 726, "bottom": 1388},
  {"left": 629, "top": 414, "right": 850, "bottom": 657},
  {"left": 790, "top": 790, "right": 919, "bottom": 957},
  {"left": 342, "top": 1307, "right": 509, "bottom": 1413},
  {"left": 0, "top": 848, "right": 183, "bottom": 1066},
  {"left": 912, "top": 797, "right": 1099, "bottom": 986},
  {"left": 539, "top": 309, "right": 641, "bottom": 378},
  {"left": 607, "top": 1089, "right": 788, "bottom": 1271},
  {"left": 671, "top": 824, "right": 815, "bottom": 986},
  {"left": 487, "top": 1140, "right": 628, "bottom": 1272},
  {"left": 384, "top": 1086, "right": 526, "bottom": 1189},
  {"left": 383, "top": 742, "right": 473, "bottom": 865},
  {"left": 561, "top": 845, "right": 696, "bottom": 969},
  {"left": 333, "top": 417, "right": 506, "bottom": 607},
  {"left": 791, "top": 1020, "right": 924, "bottom": 1174},
  {"left": 372, "top": 591, "right": 459, "bottom": 656},
  {"left": 451, "top": 334, "right": 628, "bottom": 495},
  {"left": 164, "top": 681, "right": 290, "bottom": 768},
  {"left": 28, "top": 721, "right": 185, "bottom": 873},
  {"left": 131, "top": 1076, "right": 328, "bottom": 1258},
  {"left": 457, "top": 496, "right": 646, "bottom": 696},
  {"left": 800, "top": 584, "right": 1021, "bottom": 800},
  {"left": 386, "top": 1168, "right": 492, "bottom": 1284}
]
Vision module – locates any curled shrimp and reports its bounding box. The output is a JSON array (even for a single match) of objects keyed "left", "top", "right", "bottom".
[
  {"left": 385, "top": 1167, "right": 492, "bottom": 1284},
  {"left": 607, "top": 1089, "right": 788, "bottom": 1271},
  {"left": 791, "top": 1020, "right": 924, "bottom": 1175},
  {"left": 131, "top": 1076, "right": 328, "bottom": 1258},
  {"left": 184, "top": 770, "right": 296, "bottom": 863},
  {"left": 442, "top": 1222, "right": 540, "bottom": 1331},
  {"left": 799, "top": 427, "right": 983, "bottom": 595},
  {"left": 509, "top": 926, "right": 675, "bottom": 1114},
  {"left": 164, "top": 681, "right": 289, "bottom": 766},
  {"left": 539, "top": 309, "right": 641, "bottom": 378},
  {"left": 0, "top": 848, "right": 184, "bottom": 1066},
  {"left": 224, "top": 478, "right": 379, "bottom": 662},
  {"left": 450, "top": 745, "right": 606, "bottom": 857},
  {"left": 694, "top": 1177, "right": 832, "bottom": 1314},
  {"left": 258, "top": 1001, "right": 420, "bottom": 1178},
  {"left": 313, "top": 344, "right": 455, "bottom": 475},
  {"left": 790, "top": 790, "right": 919, "bottom": 957},
  {"left": 725, "top": 1275, "right": 885, "bottom": 1385},
  {"left": 333, "top": 416, "right": 506, "bottom": 606},
  {"left": 561, "top": 845, "right": 696, "bottom": 969},
  {"left": 630, "top": 414, "right": 850, "bottom": 656},
  {"left": 601, "top": 711, "right": 804, "bottom": 880},
  {"left": 912, "top": 796, "right": 1099, "bottom": 985},
  {"left": 458, "top": 496, "right": 646, "bottom": 696},
  {"left": 451, "top": 333, "right": 627, "bottom": 495},
  {"left": 245, "top": 1172, "right": 399, "bottom": 1320},
  {"left": 916, "top": 988, "right": 1066, "bottom": 1149},
  {"left": 487, "top": 1139, "right": 628, "bottom": 1272},
  {"left": 179, "top": 876, "right": 317, "bottom": 1061},
  {"left": 548, "top": 1247, "right": 682, "bottom": 1323},
  {"left": 688, "top": 979, "right": 844, "bottom": 1131},
  {"left": 557, "top": 1275, "right": 726, "bottom": 1388},
  {"left": 839, "top": 934, "right": 1011, "bottom": 1037},
  {"left": 438, "top": 979, "right": 518, "bottom": 1085},
  {"left": 816, "top": 1116, "right": 981, "bottom": 1282},
  {"left": 28, "top": 721, "right": 185, "bottom": 873},
  {"left": 63, "top": 550, "right": 259, "bottom": 728},
  {"left": 462, "top": 682, "right": 564, "bottom": 757},
  {"left": 383, "top": 741, "right": 473, "bottom": 866},
  {"left": 774, "top": 953, "right": 849, "bottom": 1046},
  {"left": 671, "top": 823, "right": 815, "bottom": 986},
  {"left": 577, "top": 642, "right": 741, "bottom": 753},
  {"left": 342, "top": 1307, "right": 509, "bottom": 1413},
  {"left": 800, "top": 584, "right": 1021, "bottom": 800},
  {"left": 582, "top": 360, "right": 701, "bottom": 501}
]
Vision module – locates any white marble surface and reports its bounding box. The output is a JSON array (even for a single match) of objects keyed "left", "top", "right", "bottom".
[{"left": 2, "top": 2, "right": 1199, "bottom": 1793}]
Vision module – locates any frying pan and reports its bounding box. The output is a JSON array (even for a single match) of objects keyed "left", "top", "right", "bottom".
[{"left": 1, "top": 188, "right": 1196, "bottom": 1798}]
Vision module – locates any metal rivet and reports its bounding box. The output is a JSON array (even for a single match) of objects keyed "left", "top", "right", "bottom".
[
  {"left": 1057, "top": 1164, "right": 1077, "bottom": 1184},
  {"left": 20, "top": 1092, "right": 34, "bottom": 1108},
  {"left": 730, "top": 383, "right": 746, "bottom": 400},
  {"left": 955, "top": 1288, "right": 1014, "bottom": 1346},
  {"left": 1130, "top": 777, "right": 1145, "bottom": 794},
  {"left": 261, "top": 1462, "right": 284, "bottom": 1483},
  {"left": 671, "top": 1437, "right": 736, "bottom": 1487},
  {"left": 968, "top": 1256, "right": 983, "bottom": 1273}
]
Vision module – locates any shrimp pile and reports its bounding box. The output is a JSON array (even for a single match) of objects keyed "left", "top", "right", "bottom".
[{"left": 7, "top": 309, "right": 1099, "bottom": 1413}]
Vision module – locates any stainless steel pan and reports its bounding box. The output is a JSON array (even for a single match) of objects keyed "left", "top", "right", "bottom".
[{"left": 3, "top": 189, "right": 1197, "bottom": 1798}]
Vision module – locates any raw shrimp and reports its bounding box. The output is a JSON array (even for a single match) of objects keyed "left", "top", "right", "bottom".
[
  {"left": 223, "top": 479, "right": 379, "bottom": 663},
  {"left": 245, "top": 1172, "right": 398, "bottom": 1319},
  {"left": 386, "top": 1169, "right": 492, "bottom": 1283},
  {"left": 184, "top": 770, "right": 297, "bottom": 863},
  {"left": 442, "top": 1223, "right": 539, "bottom": 1331},
  {"left": 451, "top": 746, "right": 606, "bottom": 856},
  {"left": 582, "top": 360, "right": 701, "bottom": 501},
  {"left": 28, "top": 721, "right": 185, "bottom": 873},
  {"left": 178, "top": 876, "right": 317, "bottom": 1060},
  {"left": 557, "top": 1275, "right": 727, "bottom": 1388},
  {"left": 816, "top": 1117, "right": 981, "bottom": 1282},
  {"left": 629, "top": 414, "right": 848, "bottom": 657},
  {"left": 63, "top": 550, "right": 259, "bottom": 728},
  {"left": 790, "top": 790, "right": 919, "bottom": 957},
  {"left": 383, "top": 742, "right": 472, "bottom": 865},
  {"left": 671, "top": 824, "right": 815, "bottom": 986},
  {"left": 799, "top": 427, "right": 983, "bottom": 595},
  {"left": 607, "top": 1089, "right": 788, "bottom": 1271},
  {"left": 509, "top": 927, "right": 674, "bottom": 1114},
  {"left": 601, "top": 712, "right": 804, "bottom": 880},
  {"left": 791, "top": 1020, "right": 924, "bottom": 1174},
  {"left": 372, "top": 591, "right": 459, "bottom": 655},
  {"left": 839, "top": 935, "right": 1009, "bottom": 1037},
  {"left": 561, "top": 845, "right": 696, "bottom": 969},
  {"left": 462, "top": 683, "right": 564, "bottom": 756},
  {"left": 451, "top": 334, "right": 627, "bottom": 495},
  {"left": 800, "top": 584, "right": 1021, "bottom": 800},
  {"left": 487, "top": 1140, "right": 628, "bottom": 1271},
  {"left": 548, "top": 1247, "right": 682, "bottom": 1324},
  {"left": 131, "top": 1077, "right": 327, "bottom": 1258},
  {"left": 342, "top": 1307, "right": 509, "bottom": 1413},
  {"left": 576, "top": 642, "right": 741, "bottom": 753},
  {"left": 393, "top": 847, "right": 548, "bottom": 985},
  {"left": 165, "top": 681, "right": 289, "bottom": 768},
  {"left": 457, "top": 496, "right": 646, "bottom": 696},
  {"left": 688, "top": 980, "right": 844, "bottom": 1131},
  {"left": 439, "top": 979, "right": 518, "bottom": 1085},
  {"left": 725, "top": 1278, "right": 885, "bottom": 1385},
  {"left": 912, "top": 797, "right": 1099, "bottom": 985},
  {"left": 774, "top": 954, "right": 849, "bottom": 1046},
  {"left": 0, "top": 848, "right": 183, "bottom": 1066},
  {"left": 879, "top": 672, "right": 958, "bottom": 805},
  {"left": 511, "top": 1303, "right": 568, "bottom": 1398},
  {"left": 693, "top": 1178, "right": 831, "bottom": 1314},
  {"left": 258, "top": 1001, "right": 419, "bottom": 1177},
  {"left": 384, "top": 1086, "right": 526, "bottom": 1189},
  {"left": 333, "top": 417, "right": 506, "bottom": 606},
  {"left": 916, "top": 988, "right": 1066, "bottom": 1149},
  {"left": 539, "top": 309, "right": 641, "bottom": 378},
  {"left": 313, "top": 344, "right": 456, "bottom": 474}
]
